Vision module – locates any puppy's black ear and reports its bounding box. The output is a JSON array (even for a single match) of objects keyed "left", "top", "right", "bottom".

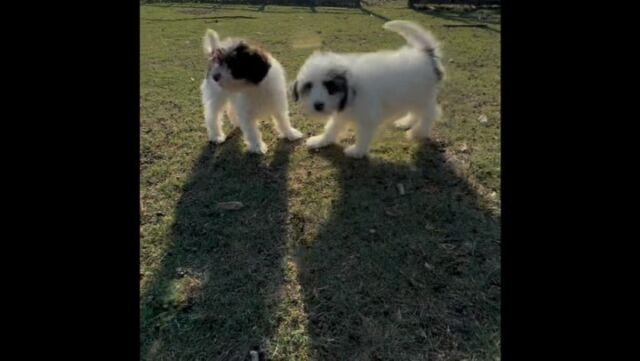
[
  {"left": 338, "top": 91, "right": 348, "bottom": 111},
  {"left": 244, "top": 47, "right": 271, "bottom": 84},
  {"left": 336, "top": 75, "right": 349, "bottom": 111},
  {"left": 291, "top": 81, "right": 299, "bottom": 102},
  {"left": 226, "top": 43, "right": 271, "bottom": 84}
]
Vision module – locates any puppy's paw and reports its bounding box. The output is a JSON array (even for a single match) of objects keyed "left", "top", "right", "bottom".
[
  {"left": 394, "top": 115, "right": 415, "bottom": 130},
  {"left": 285, "top": 128, "right": 304, "bottom": 141},
  {"left": 247, "top": 141, "right": 268, "bottom": 155},
  {"left": 208, "top": 133, "right": 226, "bottom": 144},
  {"left": 306, "top": 135, "right": 332, "bottom": 149},
  {"left": 344, "top": 145, "right": 368, "bottom": 159},
  {"left": 406, "top": 128, "right": 430, "bottom": 141}
]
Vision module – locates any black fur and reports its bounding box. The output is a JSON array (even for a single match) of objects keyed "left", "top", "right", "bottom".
[
  {"left": 291, "top": 81, "right": 299, "bottom": 101},
  {"left": 425, "top": 47, "right": 443, "bottom": 82},
  {"left": 323, "top": 73, "right": 349, "bottom": 111},
  {"left": 301, "top": 82, "right": 312, "bottom": 95},
  {"left": 294, "top": 81, "right": 313, "bottom": 101},
  {"left": 224, "top": 43, "right": 271, "bottom": 85}
]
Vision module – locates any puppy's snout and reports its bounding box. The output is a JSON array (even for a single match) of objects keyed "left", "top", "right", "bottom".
[
  {"left": 314, "top": 102, "right": 324, "bottom": 111},
  {"left": 212, "top": 73, "right": 221, "bottom": 82}
]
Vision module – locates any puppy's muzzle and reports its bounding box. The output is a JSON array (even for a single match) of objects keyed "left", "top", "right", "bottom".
[
  {"left": 314, "top": 102, "right": 324, "bottom": 112},
  {"left": 212, "top": 73, "right": 221, "bottom": 82}
]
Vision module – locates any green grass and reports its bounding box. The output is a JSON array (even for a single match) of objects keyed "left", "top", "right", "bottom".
[{"left": 141, "top": 2, "right": 500, "bottom": 360}]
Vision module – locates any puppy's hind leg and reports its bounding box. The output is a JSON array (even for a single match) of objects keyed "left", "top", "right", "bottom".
[
  {"left": 407, "top": 97, "right": 441, "bottom": 141},
  {"left": 394, "top": 112, "right": 417, "bottom": 130},
  {"left": 237, "top": 111, "right": 268, "bottom": 155},
  {"left": 225, "top": 103, "right": 240, "bottom": 128},
  {"left": 272, "top": 111, "right": 303, "bottom": 141}
]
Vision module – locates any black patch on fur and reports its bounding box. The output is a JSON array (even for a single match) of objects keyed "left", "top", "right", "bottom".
[
  {"left": 294, "top": 81, "right": 312, "bottom": 101},
  {"left": 323, "top": 74, "right": 349, "bottom": 111},
  {"left": 224, "top": 42, "right": 271, "bottom": 85},
  {"left": 301, "top": 82, "right": 312, "bottom": 95},
  {"left": 425, "top": 47, "right": 443, "bottom": 82},
  {"left": 292, "top": 81, "right": 299, "bottom": 101}
]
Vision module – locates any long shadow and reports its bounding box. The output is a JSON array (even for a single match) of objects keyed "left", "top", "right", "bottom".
[
  {"left": 295, "top": 141, "right": 500, "bottom": 360},
  {"left": 141, "top": 132, "right": 295, "bottom": 361},
  {"left": 141, "top": 16, "right": 258, "bottom": 22}
]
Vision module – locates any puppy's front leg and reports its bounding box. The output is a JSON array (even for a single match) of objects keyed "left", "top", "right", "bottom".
[
  {"left": 344, "top": 121, "right": 378, "bottom": 158},
  {"left": 306, "top": 117, "right": 346, "bottom": 149},
  {"left": 237, "top": 112, "right": 268, "bottom": 155},
  {"left": 203, "top": 91, "right": 229, "bottom": 144}
]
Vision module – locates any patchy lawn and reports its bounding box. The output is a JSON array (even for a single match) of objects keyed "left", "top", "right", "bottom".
[{"left": 141, "top": 2, "right": 500, "bottom": 360}]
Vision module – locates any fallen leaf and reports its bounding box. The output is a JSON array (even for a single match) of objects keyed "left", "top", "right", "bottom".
[
  {"left": 439, "top": 243, "right": 456, "bottom": 251},
  {"left": 216, "top": 201, "right": 244, "bottom": 210},
  {"left": 478, "top": 114, "right": 488, "bottom": 123},
  {"left": 397, "top": 183, "right": 406, "bottom": 196},
  {"left": 424, "top": 262, "right": 434, "bottom": 271}
]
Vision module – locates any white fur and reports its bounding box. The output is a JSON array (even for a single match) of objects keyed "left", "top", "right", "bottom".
[
  {"left": 294, "top": 20, "right": 444, "bottom": 158},
  {"left": 200, "top": 29, "right": 302, "bottom": 154}
]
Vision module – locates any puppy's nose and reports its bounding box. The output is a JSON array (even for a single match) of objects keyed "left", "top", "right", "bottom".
[
  {"left": 314, "top": 102, "right": 324, "bottom": 111},
  {"left": 212, "top": 73, "right": 221, "bottom": 82}
]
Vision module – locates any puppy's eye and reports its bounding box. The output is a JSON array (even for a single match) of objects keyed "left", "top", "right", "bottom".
[
  {"left": 302, "top": 82, "right": 312, "bottom": 92},
  {"left": 323, "top": 81, "right": 339, "bottom": 95}
]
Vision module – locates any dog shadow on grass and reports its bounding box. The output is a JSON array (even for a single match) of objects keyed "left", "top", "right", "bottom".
[
  {"left": 294, "top": 140, "right": 501, "bottom": 360},
  {"left": 141, "top": 131, "right": 295, "bottom": 361},
  {"left": 140, "top": 130, "right": 500, "bottom": 360}
]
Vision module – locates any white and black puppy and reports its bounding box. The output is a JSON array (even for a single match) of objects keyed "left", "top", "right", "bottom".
[
  {"left": 200, "top": 29, "right": 303, "bottom": 154},
  {"left": 292, "top": 20, "right": 445, "bottom": 158}
]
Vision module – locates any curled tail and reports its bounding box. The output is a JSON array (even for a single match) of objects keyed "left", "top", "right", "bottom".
[
  {"left": 383, "top": 20, "right": 441, "bottom": 54},
  {"left": 383, "top": 20, "right": 445, "bottom": 81}
]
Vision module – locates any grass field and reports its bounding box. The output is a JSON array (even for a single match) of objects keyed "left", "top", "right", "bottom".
[{"left": 141, "top": 2, "right": 500, "bottom": 360}]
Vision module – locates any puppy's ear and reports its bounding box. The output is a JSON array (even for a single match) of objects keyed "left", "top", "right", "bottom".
[
  {"left": 291, "top": 81, "right": 299, "bottom": 102},
  {"left": 338, "top": 88, "right": 348, "bottom": 111},
  {"left": 203, "top": 29, "right": 220, "bottom": 54},
  {"left": 226, "top": 43, "right": 271, "bottom": 84},
  {"left": 331, "top": 73, "right": 350, "bottom": 112}
]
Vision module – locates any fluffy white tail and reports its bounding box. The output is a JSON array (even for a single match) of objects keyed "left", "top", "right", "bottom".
[
  {"left": 203, "top": 29, "right": 220, "bottom": 54},
  {"left": 383, "top": 20, "right": 442, "bottom": 58}
]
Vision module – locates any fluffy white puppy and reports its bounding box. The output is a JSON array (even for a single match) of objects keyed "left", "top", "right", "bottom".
[
  {"left": 200, "top": 29, "right": 303, "bottom": 154},
  {"left": 292, "top": 20, "right": 445, "bottom": 158}
]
